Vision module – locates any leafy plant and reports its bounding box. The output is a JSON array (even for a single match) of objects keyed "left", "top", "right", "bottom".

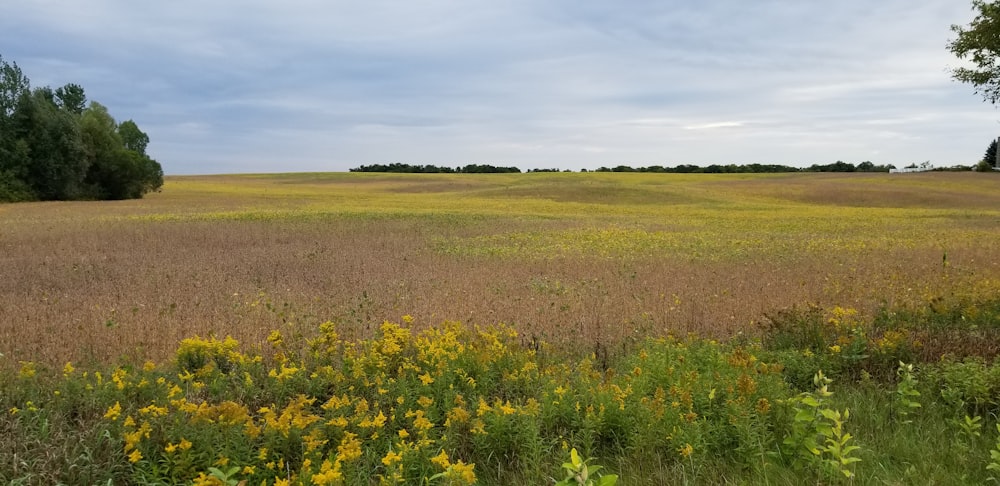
[
  {"left": 555, "top": 448, "right": 618, "bottom": 486},
  {"left": 988, "top": 424, "right": 1000, "bottom": 482},
  {"left": 781, "top": 370, "right": 861, "bottom": 479},
  {"left": 894, "top": 362, "right": 921, "bottom": 423},
  {"left": 207, "top": 466, "right": 242, "bottom": 486}
]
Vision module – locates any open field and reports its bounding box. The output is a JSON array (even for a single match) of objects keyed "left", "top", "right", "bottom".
[
  {"left": 4, "top": 171, "right": 1000, "bottom": 485},
  {"left": 2, "top": 171, "right": 999, "bottom": 366}
]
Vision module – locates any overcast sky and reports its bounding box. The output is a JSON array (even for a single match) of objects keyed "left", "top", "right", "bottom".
[{"left": 2, "top": 1, "right": 996, "bottom": 174}]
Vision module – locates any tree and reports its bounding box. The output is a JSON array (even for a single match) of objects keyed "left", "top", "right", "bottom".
[
  {"left": 54, "top": 83, "right": 86, "bottom": 114},
  {"left": 80, "top": 102, "right": 162, "bottom": 199},
  {"left": 0, "top": 55, "right": 29, "bottom": 119},
  {"left": 0, "top": 54, "right": 162, "bottom": 202},
  {"left": 11, "top": 88, "right": 88, "bottom": 199},
  {"left": 118, "top": 120, "right": 149, "bottom": 155},
  {"left": 985, "top": 138, "right": 998, "bottom": 167},
  {"left": 949, "top": 1, "right": 1000, "bottom": 104}
]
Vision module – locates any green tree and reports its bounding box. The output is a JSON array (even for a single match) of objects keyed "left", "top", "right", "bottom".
[
  {"left": 949, "top": 1, "right": 1000, "bottom": 104},
  {"left": 0, "top": 54, "right": 162, "bottom": 202},
  {"left": 0, "top": 54, "right": 29, "bottom": 118},
  {"left": 54, "top": 83, "right": 86, "bottom": 115},
  {"left": 80, "top": 103, "right": 162, "bottom": 199},
  {"left": 984, "top": 138, "right": 998, "bottom": 167},
  {"left": 10, "top": 88, "right": 88, "bottom": 200},
  {"left": 118, "top": 120, "right": 149, "bottom": 155}
]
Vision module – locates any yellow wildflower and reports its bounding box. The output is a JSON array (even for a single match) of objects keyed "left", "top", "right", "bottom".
[
  {"left": 382, "top": 449, "right": 402, "bottom": 466},
  {"left": 63, "top": 362, "right": 75, "bottom": 376},
  {"left": 18, "top": 361, "right": 35, "bottom": 379},
  {"left": 336, "top": 432, "right": 363, "bottom": 462},
  {"left": 128, "top": 449, "right": 142, "bottom": 463},
  {"left": 497, "top": 400, "right": 516, "bottom": 415},
  {"left": 104, "top": 401, "right": 122, "bottom": 421},
  {"left": 450, "top": 461, "right": 477, "bottom": 484},
  {"left": 312, "top": 458, "right": 343, "bottom": 485},
  {"left": 192, "top": 472, "right": 225, "bottom": 486},
  {"left": 431, "top": 449, "right": 451, "bottom": 469},
  {"left": 679, "top": 443, "right": 694, "bottom": 458},
  {"left": 419, "top": 372, "right": 434, "bottom": 386}
]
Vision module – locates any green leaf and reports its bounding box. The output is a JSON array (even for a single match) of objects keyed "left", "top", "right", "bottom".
[
  {"left": 597, "top": 474, "right": 619, "bottom": 486},
  {"left": 570, "top": 448, "right": 582, "bottom": 468},
  {"left": 820, "top": 408, "right": 840, "bottom": 421}
]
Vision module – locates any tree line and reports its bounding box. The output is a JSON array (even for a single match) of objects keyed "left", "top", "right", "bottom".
[
  {"left": 0, "top": 55, "right": 162, "bottom": 202},
  {"left": 350, "top": 163, "right": 522, "bottom": 173},
  {"left": 353, "top": 161, "right": 904, "bottom": 174}
]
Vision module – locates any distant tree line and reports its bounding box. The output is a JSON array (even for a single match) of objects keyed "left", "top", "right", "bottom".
[
  {"left": 350, "top": 163, "right": 521, "bottom": 173},
  {"left": 350, "top": 161, "right": 938, "bottom": 174},
  {"left": 589, "top": 161, "right": 897, "bottom": 173},
  {"left": 0, "top": 54, "right": 163, "bottom": 202}
]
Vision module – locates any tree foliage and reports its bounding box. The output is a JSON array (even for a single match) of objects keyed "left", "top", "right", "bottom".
[
  {"left": 949, "top": 1, "right": 1000, "bottom": 104},
  {"left": 983, "top": 138, "right": 999, "bottom": 168},
  {"left": 0, "top": 54, "right": 162, "bottom": 202}
]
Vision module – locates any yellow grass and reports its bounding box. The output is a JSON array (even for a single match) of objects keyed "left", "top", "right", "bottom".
[{"left": 2, "top": 172, "right": 998, "bottom": 365}]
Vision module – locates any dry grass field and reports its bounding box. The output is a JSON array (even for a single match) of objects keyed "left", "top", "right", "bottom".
[{"left": 2, "top": 171, "right": 999, "bottom": 366}]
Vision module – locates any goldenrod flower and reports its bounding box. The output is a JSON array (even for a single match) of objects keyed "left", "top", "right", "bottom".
[
  {"left": 382, "top": 449, "right": 402, "bottom": 466},
  {"left": 104, "top": 401, "right": 122, "bottom": 421},
  {"left": 18, "top": 361, "right": 35, "bottom": 379},
  {"left": 431, "top": 449, "right": 450, "bottom": 469},
  {"left": 128, "top": 449, "right": 142, "bottom": 463},
  {"left": 679, "top": 443, "right": 694, "bottom": 458},
  {"left": 450, "top": 461, "right": 477, "bottom": 484}
]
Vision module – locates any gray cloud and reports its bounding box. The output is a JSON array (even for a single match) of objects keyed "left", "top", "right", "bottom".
[{"left": 1, "top": 0, "right": 995, "bottom": 173}]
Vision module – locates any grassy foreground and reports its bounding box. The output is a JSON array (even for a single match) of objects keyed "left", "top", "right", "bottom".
[
  {"left": 4, "top": 293, "right": 1000, "bottom": 484},
  {"left": 2, "top": 171, "right": 1000, "bottom": 484}
]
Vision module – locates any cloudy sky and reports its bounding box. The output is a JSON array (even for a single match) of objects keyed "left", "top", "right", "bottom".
[{"left": 2, "top": 1, "right": 996, "bottom": 174}]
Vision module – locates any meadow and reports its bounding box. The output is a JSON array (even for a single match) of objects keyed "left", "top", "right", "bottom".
[{"left": 2, "top": 171, "right": 1000, "bottom": 484}]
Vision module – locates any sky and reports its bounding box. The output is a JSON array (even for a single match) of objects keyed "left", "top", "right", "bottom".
[{"left": 2, "top": 1, "right": 997, "bottom": 174}]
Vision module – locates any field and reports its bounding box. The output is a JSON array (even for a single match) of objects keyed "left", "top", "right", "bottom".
[
  {"left": 3, "top": 171, "right": 1000, "bottom": 485},
  {"left": 3, "top": 171, "right": 999, "bottom": 365}
]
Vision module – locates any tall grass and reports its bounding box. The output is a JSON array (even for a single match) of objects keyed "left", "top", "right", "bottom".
[{"left": 2, "top": 172, "right": 998, "bottom": 366}]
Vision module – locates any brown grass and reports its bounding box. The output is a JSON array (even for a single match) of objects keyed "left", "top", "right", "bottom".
[{"left": 1, "top": 172, "right": 998, "bottom": 367}]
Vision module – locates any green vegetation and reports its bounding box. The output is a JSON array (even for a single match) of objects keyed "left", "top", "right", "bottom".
[
  {"left": 1, "top": 172, "right": 999, "bottom": 484},
  {"left": 0, "top": 54, "right": 163, "bottom": 202},
  {"left": 350, "top": 163, "right": 522, "bottom": 173},
  {"left": 950, "top": 1, "right": 1000, "bottom": 105},
  {"left": 5, "top": 291, "right": 1000, "bottom": 484},
  {"left": 351, "top": 161, "right": 907, "bottom": 174}
]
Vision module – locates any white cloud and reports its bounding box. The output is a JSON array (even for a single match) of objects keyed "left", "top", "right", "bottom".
[{"left": 1, "top": 0, "right": 995, "bottom": 173}]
